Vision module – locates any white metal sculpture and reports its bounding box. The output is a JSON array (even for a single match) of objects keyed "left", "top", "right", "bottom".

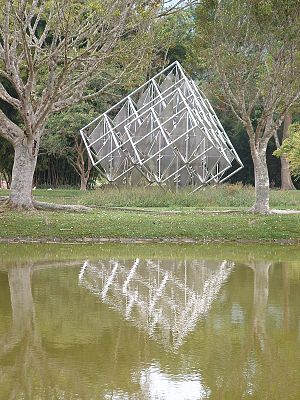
[{"left": 80, "top": 61, "right": 243, "bottom": 191}]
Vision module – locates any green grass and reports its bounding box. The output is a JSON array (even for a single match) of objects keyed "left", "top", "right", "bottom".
[
  {"left": 2, "top": 183, "right": 299, "bottom": 209},
  {"left": 1, "top": 185, "right": 300, "bottom": 243},
  {"left": 0, "top": 208, "right": 300, "bottom": 243}
]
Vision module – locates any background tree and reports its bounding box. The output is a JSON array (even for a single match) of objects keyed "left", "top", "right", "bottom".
[
  {"left": 0, "top": 137, "right": 13, "bottom": 188},
  {"left": 0, "top": 0, "right": 167, "bottom": 208},
  {"left": 192, "top": 0, "right": 300, "bottom": 213},
  {"left": 42, "top": 103, "right": 98, "bottom": 190},
  {"left": 34, "top": 155, "right": 83, "bottom": 188},
  {"left": 274, "top": 113, "right": 296, "bottom": 190},
  {"left": 274, "top": 122, "right": 300, "bottom": 180}
]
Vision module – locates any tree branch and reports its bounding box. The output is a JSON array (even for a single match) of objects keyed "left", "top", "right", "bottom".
[{"left": 0, "top": 109, "right": 23, "bottom": 144}]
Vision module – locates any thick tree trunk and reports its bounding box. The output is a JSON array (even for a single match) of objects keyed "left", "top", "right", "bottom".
[
  {"left": 9, "top": 139, "right": 38, "bottom": 208},
  {"left": 280, "top": 114, "right": 296, "bottom": 190},
  {"left": 250, "top": 143, "right": 270, "bottom": 213}
]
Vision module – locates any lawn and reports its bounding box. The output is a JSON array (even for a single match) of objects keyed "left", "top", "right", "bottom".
[
  {"left": 2, "top": 183, "right": 300, "bottom": 209},
  {"left": 0, "top": 185, "right": 299, "bottom": 243}
]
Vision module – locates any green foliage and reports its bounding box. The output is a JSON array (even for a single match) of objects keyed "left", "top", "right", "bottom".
[
  {"left": 43, "top": 103, "right": 97, "bottom": 158},
  {"left": 274, "top": 123, "right": 300, "bottom": 178},
  {"left": 192, "top": 0, "right": 300, "bottom": 126}
]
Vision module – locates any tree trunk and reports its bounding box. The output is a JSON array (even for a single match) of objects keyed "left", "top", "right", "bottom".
[
  {"left": 280, "top": 114, "right": 296, "bottom": 190},
  {"left": 250, "top": 143, "right": 270, "bottom": 213},
  {"left": 76, "top": 141, "right": 92, "bottom": 191},
  {"left": 9, "top": 139, "right": 38, "bottom": 208},
  {"left": 281, "top": 156, "right": 295, "bottom": 190},
  {"left": 80, "top": 173, "right": 88, "bottom": 191}
]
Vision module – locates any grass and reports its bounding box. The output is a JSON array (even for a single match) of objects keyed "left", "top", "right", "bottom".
[
  {"left": 0, "top": 207, "right": 300, "bottom": 243},
  {"left": 2, "top": 183, "right": 300, "bottom": 209},
  {"left": 0, "top": 185, "right": 300, "bottom": 243}
]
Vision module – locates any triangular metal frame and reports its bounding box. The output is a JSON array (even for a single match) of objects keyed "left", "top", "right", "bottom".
[{"left": 80, "top": 61, "right": 243, "bottom": 190}]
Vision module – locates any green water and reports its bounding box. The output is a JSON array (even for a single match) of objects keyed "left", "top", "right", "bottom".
[{"left": 0, "top": 243, "right": 300, "bottom": 400}]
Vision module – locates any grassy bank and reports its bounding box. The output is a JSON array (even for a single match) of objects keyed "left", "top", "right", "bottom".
[{"left": 0, "top": 186, "right": 299, "bottom": 243}]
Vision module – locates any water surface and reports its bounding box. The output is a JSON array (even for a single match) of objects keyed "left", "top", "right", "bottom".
[{"left": 0, "top": 243, "right": 299, "bottom": 399}]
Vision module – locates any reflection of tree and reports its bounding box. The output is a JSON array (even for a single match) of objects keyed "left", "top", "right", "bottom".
[
  {"left": 249, "top": 261, "right": 271, "bottom": 348},
  {"left": 0, "top": 261, "right": 82, "bottom": 400},
  {"left": 199, "top": 261, "right": 273, "bottom": 398},
  {"left": 1, "top": 266, "right": 33, "bottom": 355},
  {"left": 282, "top": 263, "right": 290, "bottom": 330},
  {"left": 79, "top": 258, "right": 234, "bottom": 350},
  {"left": 0, "top": 265, "right": 47, "bottom": 399}
]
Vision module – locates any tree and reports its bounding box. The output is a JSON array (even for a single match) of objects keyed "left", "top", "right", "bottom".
[
  {"left": 273, "top": 113, "right": 296, "bottom": 190},
  {"left": 34, "top": 154, "right": 83, "bottom": 188},
  {"left": 0, "top": 0, "right": 166, "bottom": 208},
  {"left": 274, "top": 122, "right": 300, "bottom": 179},
  {"left": 42, "top": 103, "right": 98, "bottom": 190},
  {"left": 192, "top": 0, "right": 300, "bottom": 213}
]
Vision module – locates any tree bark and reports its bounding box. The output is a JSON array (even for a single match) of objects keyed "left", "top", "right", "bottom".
[
  {"left": 250, "top": 142, "right": 270, "bottom": 213},
  {"left": 9, "top": 138, "right": 39, "bottom": 209},
  {"left": 280, "top": 114, "right": 296, "bottom": 190},
  {"left": 80, "top": 174, "right": 89, "bottom": 191},
  {"left": 76, "top": 140, "right": 92, "bottom": 191}
]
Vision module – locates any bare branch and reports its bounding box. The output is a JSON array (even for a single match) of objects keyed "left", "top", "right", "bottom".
[
  {"left": 0, "top": 82, "right": 21, "bottom": 109},
  {"left": 0, "top": 109, "right": 23, "bottom": 144}
]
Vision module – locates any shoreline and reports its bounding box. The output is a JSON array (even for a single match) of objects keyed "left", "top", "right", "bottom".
[{"left": 0, "top": 236, "right": 299, "bottom": 245}]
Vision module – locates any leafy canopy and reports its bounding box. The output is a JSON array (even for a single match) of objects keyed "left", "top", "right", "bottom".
[{"left": 193, "top": 0, "right": 300, "bottom": 143}]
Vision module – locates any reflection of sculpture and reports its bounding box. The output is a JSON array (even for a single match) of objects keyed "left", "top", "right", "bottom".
[
  {"left": 80, "top": 62, "right": 243, "bottom": 190},
  {"left": 79, "top": 258, "right": 234, "bottom": 349}
]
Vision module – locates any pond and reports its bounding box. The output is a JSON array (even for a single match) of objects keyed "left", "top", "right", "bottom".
[{"left": 0, "top": 243, "right": 300, "bottom": 399}]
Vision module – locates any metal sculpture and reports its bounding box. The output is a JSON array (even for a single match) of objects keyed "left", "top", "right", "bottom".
[{"left": 80, "top": 61, "right": 243, "bottom": 191}]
